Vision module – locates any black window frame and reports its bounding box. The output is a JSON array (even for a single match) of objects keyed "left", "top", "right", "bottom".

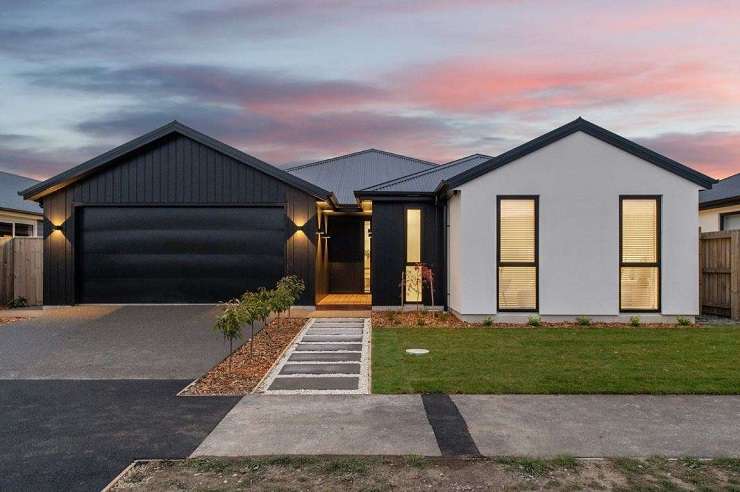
[
  {"left": 619, "top": 195, "right": 661, "bottom": 313},
  {"left": 496, "top": 195, "right": 539, "bottom": 312},
  {"left": 720, "top": 211, "right": 740, "bottom": 231},
  {"left": 404, "top": 206, "right": 423, "bottom": 304}
]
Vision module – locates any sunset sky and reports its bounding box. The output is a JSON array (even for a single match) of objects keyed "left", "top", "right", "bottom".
[{"left": 1, "top": 0, "right": 739, "bottom": 180}]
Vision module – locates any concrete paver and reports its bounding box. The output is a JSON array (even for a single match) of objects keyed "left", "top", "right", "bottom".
[
  {"left": 453, "top": 395, "right": 740, "bottom": 457},
  {"left": 192, "top": 395, "right": 441, "bottom": 456}
]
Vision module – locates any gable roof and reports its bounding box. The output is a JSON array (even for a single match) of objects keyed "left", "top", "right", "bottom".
[
  {"left": 0, "top": 171, "right": 42, "bottom": 215},
  {"left": 438, "top": 117, "right": 716, "bottom": 193},
  {"left": 286, "top": 149, "right": 438, "bottom": 205},
  {"left": 20, "top": 121, "right": 332, "bottom": 202},
  {"left": 358, "top": 154, "right": 492, "bottom": 195},
  {"left": 700, "top": 172, "right": 740, "bottom": 209}
]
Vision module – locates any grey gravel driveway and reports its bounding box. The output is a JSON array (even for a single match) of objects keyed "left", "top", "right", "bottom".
[{"left": 0, "top": 305, "right": 241, "bottom": 379}]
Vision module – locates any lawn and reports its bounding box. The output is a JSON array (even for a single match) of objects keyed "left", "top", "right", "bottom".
[{"left": 372, "top": 325, "right": 740, "bottom": 394}]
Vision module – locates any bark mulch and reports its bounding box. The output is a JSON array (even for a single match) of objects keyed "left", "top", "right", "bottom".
[
  {"left": 181, "top": 317, "right": 305, "bottom": 396},
  {"left": 371, "top": 311, "right": 706, "bottom": 329},
  {"left": 0, "top": 317, "right": 29, "bottom": 326}
]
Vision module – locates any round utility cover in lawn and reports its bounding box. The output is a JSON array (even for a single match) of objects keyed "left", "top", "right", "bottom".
[{"left": 406, "top": 348, "right": 429, "bottom": 355}]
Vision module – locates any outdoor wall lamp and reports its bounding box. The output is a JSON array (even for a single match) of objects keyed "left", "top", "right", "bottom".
[{"left": 51, "top": 224, "right": 63, "bottom": 231}]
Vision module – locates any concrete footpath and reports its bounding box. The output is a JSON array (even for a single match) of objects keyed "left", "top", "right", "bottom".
[{"left": 193, "top": 394, "right": 740, "bottom": 458}]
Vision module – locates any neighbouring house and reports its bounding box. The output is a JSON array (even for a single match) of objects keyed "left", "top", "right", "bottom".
[
  {"left": 699, "top": 172, "right": 740, "bottom": 232},
  {"left": 0, "top": 171, "right": 43, "bottom": 237},
  {"left": 21, "top": 118, "right": 715, "bottom": 322}
]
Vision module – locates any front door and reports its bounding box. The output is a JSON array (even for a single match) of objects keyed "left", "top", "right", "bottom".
[{"left": 327, "top": 216, "right": 364, "bottom": 293}]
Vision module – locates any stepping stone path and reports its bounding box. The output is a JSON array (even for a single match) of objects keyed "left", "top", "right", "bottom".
[{"left": 259, "top": 318, "right": 370, "bottom": 394}]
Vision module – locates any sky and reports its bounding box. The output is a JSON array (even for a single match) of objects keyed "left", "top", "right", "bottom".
[{"left": 1, "top": 0, "right": 739, "bottom": 181}]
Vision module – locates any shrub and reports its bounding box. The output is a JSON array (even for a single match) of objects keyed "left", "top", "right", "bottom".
[
  {"left": 483, "top": 316, "right": 493, "bottom": 327},
  {"left": 576, "top": 316, "right": 591, "bottom": 326},
  {"left": 676, "top": 316, "right": 691, "bottom": 326},
  {"left": 527, "top": 314, "right": 541, "bottom": 327},
  {"left": 213, "top": 300, "right": 243, "bottom": 370},
  {"left": 630, "top": 316, "right": 641, "bottom": 327},
  {"left": 7, "top": 296, "right": 28, "bottom": 309}
]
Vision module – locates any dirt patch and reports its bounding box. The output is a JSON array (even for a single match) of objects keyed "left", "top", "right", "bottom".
[
  {"left": 180, "top": 318, "right": 305, "bottom": 396},
  {"left": 110, "top": 456, "right": 740, "bottom": 491}
]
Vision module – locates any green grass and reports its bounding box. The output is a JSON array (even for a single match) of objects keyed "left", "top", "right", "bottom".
[{"left": 372, "top": 326, "right": 740, "bottom": 394}]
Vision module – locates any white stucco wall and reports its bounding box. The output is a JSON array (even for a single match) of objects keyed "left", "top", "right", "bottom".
[
  {"left": 699, "top": 204, "right": 740, "bottom": 232},
  {"left": 447, "top": 131, "right": 702, "bottom": 317}
]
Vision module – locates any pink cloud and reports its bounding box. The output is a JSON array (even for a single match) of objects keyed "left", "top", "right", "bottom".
[
  {"left": 637, "top": 131, "right": 740, "bottom": 179},
  {"left": 393, "top": 58, "right": 740, "bottom": 115}
]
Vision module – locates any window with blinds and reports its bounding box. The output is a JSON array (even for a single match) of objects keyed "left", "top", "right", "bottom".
[
  {"left": 405, "top": 208, "right": 422, "bottom": 303},
  {"left": 620, "top": 197, "right": 660, "bottom": 311},
  {"left": 497, "top": 197, "right": 538, "bottom": 311}
]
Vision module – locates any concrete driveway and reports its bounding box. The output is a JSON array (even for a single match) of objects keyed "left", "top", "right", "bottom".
[{"left": 0, "top": 305, "right": 238, "bottom": 379}]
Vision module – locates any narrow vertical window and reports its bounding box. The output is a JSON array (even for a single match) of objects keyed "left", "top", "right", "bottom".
[
  {"left": 620, "top": 197, "right": 660, "bottom": 311},
  {"left": 405, "top": 208, "right": 422, "bottom": 303},
  {"left": 363, "top": 220, "right": 371, "bottom": 293},
  {"left": 497, "top": 197, "right": 538, "bottom": 311}
]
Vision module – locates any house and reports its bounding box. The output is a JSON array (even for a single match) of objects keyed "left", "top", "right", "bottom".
[
  {"left": 21, "top": 118, "right": 715, "bottom": 322},
  {"left": 0, "top": 171, "right": 43, "bottom": 237},
  {"left": 699, "top": 172, "right": 740, "bottom": 232}
]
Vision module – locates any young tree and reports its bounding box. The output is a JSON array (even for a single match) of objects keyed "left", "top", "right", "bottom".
[
  {"left": 277, "top": 275, "right": 305, "bottom": 318},
  {"left": 238, "top": 293, "right": 258, "bottom": 357},
  {"left": 213, "top": 300, "right": 243, "bottom": 372},
  {"left": 269, "top": 283, "right": 291, "bottom": 329},
  {"left": 421, "top": 264, "right": 435, "bottom": 309}
]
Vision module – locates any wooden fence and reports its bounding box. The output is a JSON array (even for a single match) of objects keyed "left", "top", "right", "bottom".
[
  {"left": 699, "top": 230, "right": 740, "bottom": 319},
  {"left": 0, "top": 237, "right": 43, "bottom": 306}
]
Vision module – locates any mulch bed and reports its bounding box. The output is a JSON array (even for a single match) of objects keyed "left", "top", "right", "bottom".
[
  {"left": 371, "top": 310, "right": 706, "bottom": 329},
  {"left": 181, "top": 317, "right": 305, "bottom": 396},
  {"left": 0, "top": 317, "right": 29, "bottom": 326}
]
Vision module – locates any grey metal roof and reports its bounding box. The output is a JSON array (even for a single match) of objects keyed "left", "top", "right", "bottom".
[
  {"left": 700, "top": 172, "right": 740, "bottom": 207},
  {"left": 0, "top": 171, "right": 42, "bottom": 215},
  {"left": 287, "top": 149, "right": 438, "bottom": 204},
  {"left": 360, "top": 154, "right": 492, "bottom": 193}
]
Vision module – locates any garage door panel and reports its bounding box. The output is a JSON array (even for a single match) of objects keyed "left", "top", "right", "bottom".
[
  {"left": 81, "top": 207, "right": 285, "bottom": 232},
  {"left": 81, "top": 229, "right": 285, "bottom": 255},
  {"left": 81, "top": 277, "right": 280, "bottom": 303},
  {"left": 80, "top": 253, "right": 284, "bottom": 279},
  {"left": 77, "top": 206, "right": 286, "bottom": 303}
]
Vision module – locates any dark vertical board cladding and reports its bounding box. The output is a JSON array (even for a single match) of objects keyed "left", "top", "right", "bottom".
[
  {"left": 40, "top": 133, "right": 317, "bottom": 305},
  {"left": 327, "top": 215, "right": 364, "bottom": 293},
  {"left": 371, "top": 201, "right": 444, "bottom": 306}
]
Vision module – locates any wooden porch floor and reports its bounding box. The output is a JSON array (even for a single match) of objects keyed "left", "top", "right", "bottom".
[{"left": 317, "top": 293, "right": 372, "bottom": 306}]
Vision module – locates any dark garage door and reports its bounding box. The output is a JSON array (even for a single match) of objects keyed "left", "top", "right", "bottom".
[{"left": 77, "top": 206, "right": 285, "bottom": 303}]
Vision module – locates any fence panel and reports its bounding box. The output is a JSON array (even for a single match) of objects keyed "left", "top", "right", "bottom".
[
  {"left": 0, "top": 237, "right": 43, "bottom": 306},
  {"left": 700, "top": 230, "right": 740, "bottom": 319}
]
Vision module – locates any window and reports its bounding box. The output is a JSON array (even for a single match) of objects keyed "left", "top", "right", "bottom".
[
  {"left": 36, "top": 220, "right": 44, "bottom": 237},
  {"left": 721, "top": 212, "right": 740, "bottom": 231},
  {"left": 14, "top": 223, "right": 33, "bottom": 237},
  {"left": 405, "top": 208, "right": 422, "bottom": 303},
  {"left": 497, "top": 197, "right": 538, "bottom": 311},
  {"left": 0, "top": 222, "right": 12, "bottom": 237},
  {"left": 620, "top": 196, "right": 660, "bottom": 311},
  {"left": 363, "top": 220, "right": 371, "bottom": 293}
]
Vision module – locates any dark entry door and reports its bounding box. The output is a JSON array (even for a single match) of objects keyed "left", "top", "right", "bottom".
[
  {"left": 77, "top": 206, "right": 285, "bottom": 303},
  {"left": 327, "top": 216, "right": 364, "bottom": 292}
]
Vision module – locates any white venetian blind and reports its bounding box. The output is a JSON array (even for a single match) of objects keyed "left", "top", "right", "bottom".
[
  {"left": 621, "top": 199, "right": 657, "bottom": 263},
  {"left": 499, "top": 199, "right": 535, "bottom": 262}
]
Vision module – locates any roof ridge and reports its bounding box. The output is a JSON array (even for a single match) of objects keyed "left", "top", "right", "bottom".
[
  {"left": 286, "top": 148, "right": 437, "bottom": 172},
  {"left": 361, "top": 153, "right": 492, "bottom": 191},
  {"left": 0, "top": 170, "right": 39, "bottom": 182}
]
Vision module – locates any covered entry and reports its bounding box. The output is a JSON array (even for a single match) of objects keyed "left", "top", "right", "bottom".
[
  {"left": 76, "top": 206, "right": 285, "bottom": 303},
  {"left": 316, "top": 211, "right": 372, "bottom": 309}
]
